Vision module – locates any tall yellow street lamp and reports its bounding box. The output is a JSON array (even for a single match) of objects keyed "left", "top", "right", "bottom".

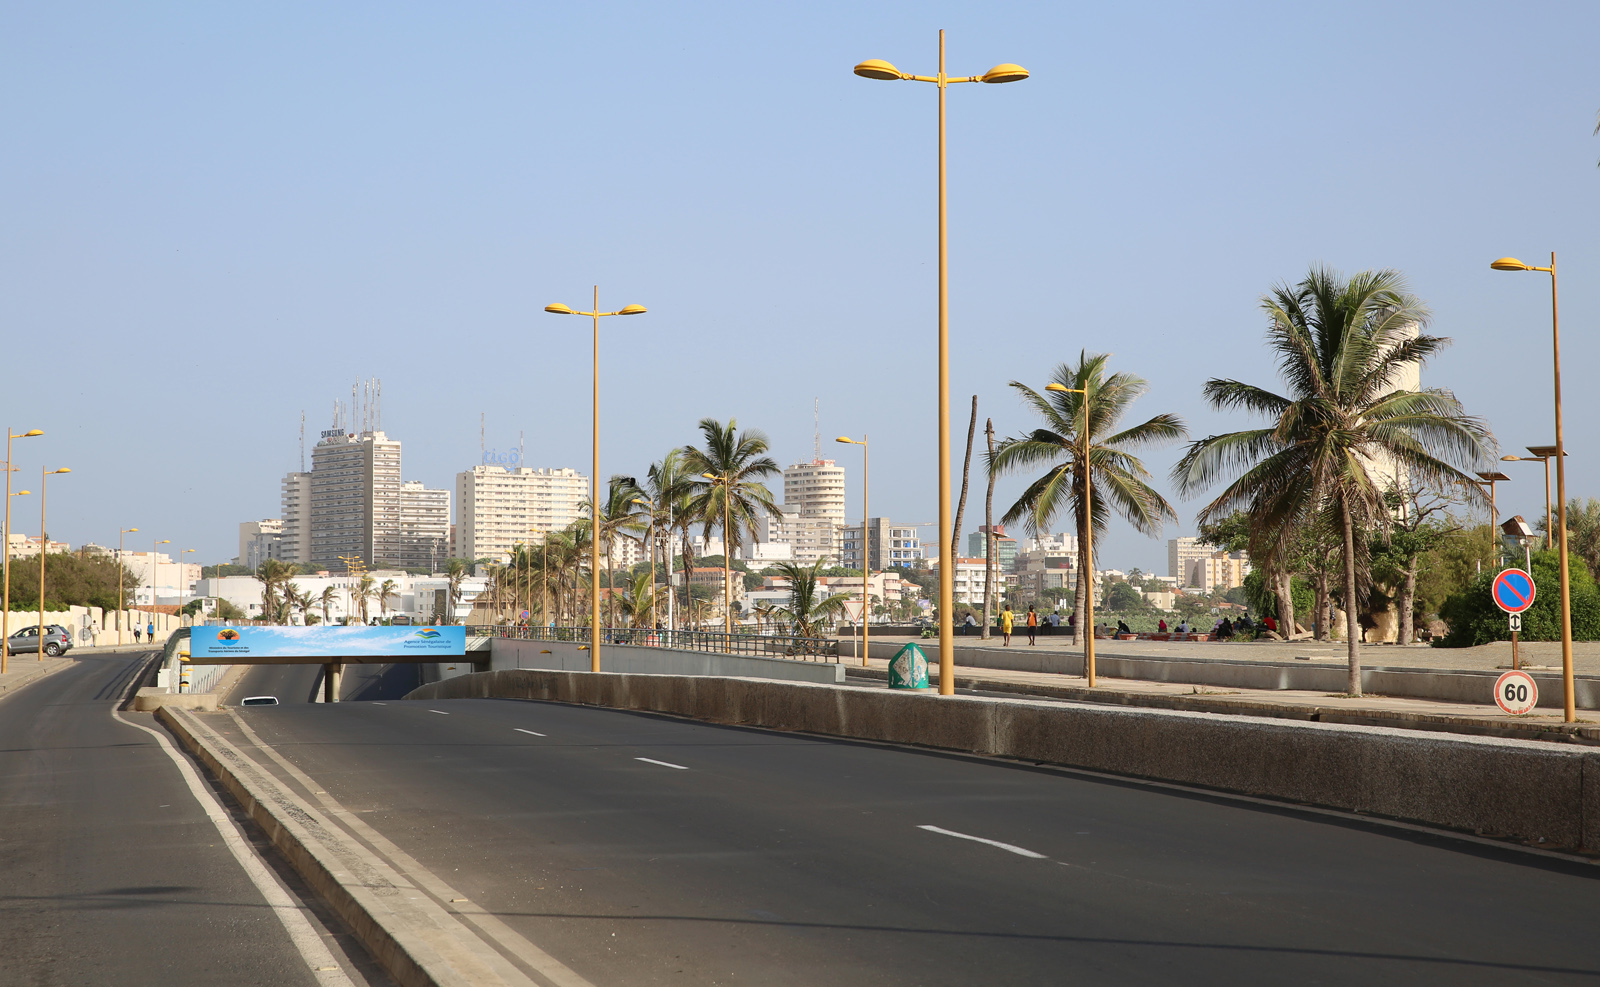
[
  {"left": 836, "top": 436, "right": 871, "bottom": 666},
  {"left": 1491, "top": 253, "right": 1574, "bottom": 721},
  {"left": 36, "top": 468, "right": 70, "bottom": 661},
  {"left": 1045, "top": 382, "right": 1098, "bottom": 686},
  {"left": 1, "top": 486, "right": 33, "bottom": 675},
  {"left": 117, "top": 528, "right": 139, "bottom": 645},
  {"left": 701, "top": 471, "right": 736, "bottom": 646},
  {"left": 855, "top": 34, "right": 1028, "bottom": 696},
  {"left": 1, "top": 428, "right": 43, "bottom": 673},
  {"left": 1469, "top": 471, "right": 1510, "bottom": 571},
  {"left": 180, "top": 548, "right": 197, "bottom": 623},
  {"left": 545, "top": 288, "right": 647, "bottom": 672},
  {"left": 150, "top": 539, "right": 171, "bottom": 639},
  {"left": 1501, "top": 446, "right": 1561, "bottom": 550}
]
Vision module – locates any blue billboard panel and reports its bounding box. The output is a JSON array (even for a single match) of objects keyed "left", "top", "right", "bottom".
[{"left": 189, "top": 625, "right": 467, "bottom": 660}]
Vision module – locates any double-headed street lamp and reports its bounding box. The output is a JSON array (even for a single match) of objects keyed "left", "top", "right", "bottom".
[
  {"left": 545, "top": 288, "right": 647, "bottom": 672},
  {"left": 2, "top": 428, "right": 43, "bottom": 673},
  {"left": 1469, "top": 471, "right": 1511, "bottom": 572},
  {"left": 1046, "top": 382, "right": 1097, "bottom": 686},
  {"left": 36, "top": 468, "right": 70, "bottom": 661},
  {"left": 1501, "top": 446, "right": 1561, "bottom": 550},
  {"left": 151, "top": 539, "right": 171, "bottom": 635},
  {"left": 117, "top": 527, "right": 139, "bottom": 645},
  {"left": 854, "top": 33, "right": 1028, "bottom": 696},
  {"left": 836, "top": 436, "right": 870, "bottom": 666},
  {"left": 1491, "top": 253, "right": 1574, "bottom": 722}
]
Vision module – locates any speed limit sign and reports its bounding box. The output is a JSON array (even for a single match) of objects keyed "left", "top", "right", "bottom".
[{"left": 1494, "top": 670, "right": 1539, "bottom": 715}]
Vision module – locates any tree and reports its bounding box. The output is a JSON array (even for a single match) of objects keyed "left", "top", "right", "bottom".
[
  {"left": 1540, "top": 498, "right": 1600, "bottom": 581},
  {"left": 1173, "top": 266, "right": 1493, "bottom": 694},
  {"left": 1438, "top": 548, "right": 1600, "bottom": 645},
  {"left": 681, "top": 417, "right": 780, "bottom": 627},
  {"left": 443, "top": 559, "right": 471, "bottom": 625},
  {"left": 318, "top": 585, "right": 337, "bottom": 626},
  {"left": 354, "top": 574, "right": 376, "bottom": 625},
  {"left": 377, "top": 579, "right": 399, "bottom": 622},
  {"left": 1105, "top": 581, "right": 1147, "bottom": 613},
  {"left": 991, "top": 352, "right": 1187, "bottom": 647},
  {"left": 255, "top": 559, "right": 297, "bottom": 625},
  {"left": 582, "top": 475, "right": 645, "bottom": 630},
  {"left": 761, "top": 559, "right": 852, "bottom": 638}
]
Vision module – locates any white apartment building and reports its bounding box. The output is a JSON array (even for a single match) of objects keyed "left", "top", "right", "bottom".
[
  {"left": 237, "top": 519, "right": 284, "bottom": 570},
  {"left": 7, "top": 534, "right": 71, "bottom": 558},
  {"left": 454, "top": 466, "right": 589, "bottom": 565},
  {"left": 836, "top": 519, "right": 922, "bottom": 570},
  {"left": 771, "top": 459, "right": 846, "bottom": 563},
  {"left": 116, "top": 551, "right": 204, "bottom": 607},
  {"left": 399, "top": 481, "right": 450, "bottom": 572},
  {"left": 1023, "top": 532, "right": 1079, "bottom": 555},
  {"left": 1168, "top": 537, "right": 1213, "bottom": 582},
  {"left": 309, "top": 430, "right": 403, "bottom": 569},
  {"left": 931, "top": 557, "right": 997, "bottom": 607},
  {"left": 1186, "top": 551, "right": 1252, "bottom": 592},
  {"left": 194, "top": 571, "right": 488, "bottom": 624},
  {"left": 280, "top": 472, "right": 312, "bottom": 565}
]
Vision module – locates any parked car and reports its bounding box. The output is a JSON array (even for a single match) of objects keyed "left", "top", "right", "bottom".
[{"left": 7, "top": 624, "right": 73, "bottom": 657}]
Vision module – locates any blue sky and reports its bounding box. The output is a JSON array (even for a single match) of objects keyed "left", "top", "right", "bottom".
[{"left": 4, "top": 1, "right": 1598, "bottom": 574}]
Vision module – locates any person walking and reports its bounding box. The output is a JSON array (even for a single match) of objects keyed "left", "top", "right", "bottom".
[
  {"left": 1026, "top": 605, "right": 1039, "bottom": 645},
  {"left": 133, "top": 625, "right": 141, "bottom": 644},
  {"left": 1000, "top": 604, "right": 1015, "bottom": 646},
  {"left": 147, "top": 619, "right": 155, "bottom": 644}
]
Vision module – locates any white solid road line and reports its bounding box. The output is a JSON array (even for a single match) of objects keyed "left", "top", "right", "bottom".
[
  {"left": 635, "top": 757, "right": 689, "bottom": 770},
  {"left": 429, "top": 709, "right": 449, "bottom": 714},
  {"left": 110, "top": 706, "right": 357, "bottom": 986},
  {"left": 918, "top": 825, "right": 1046, "bottom": 859},
  {"left": 371, "top": 702, "right": 386, "bottom": 705},
  {"left": 514, "top": 728, "right": 546, "bottom": 737}
]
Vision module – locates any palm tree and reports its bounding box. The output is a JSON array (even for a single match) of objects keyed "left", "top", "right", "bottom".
[
  {"left": 762, "top": 559, "right": 852, "bottom": 639},
  {"left": 318, "top": 585, "right": 337, "bottom": 626},
  {"left": 646, "top": 450, "right": 698, "bottom": 629},
  {"left": 621, "top": 569, "right": 656, "bottom": 628},
  {"left": 376, "top": 579, "right": 399, "bottom": 623},
  {"left": 282, "top": 583, "right": 312, "bottom": 625},
  {"left": 991, "top": 353, "right": 1188, "bottom": 646},
  {"left": 681, "top": 418, "right": 780, "bottom": 630},
  {"left": 1172, "top": 266, "right": 1493, "bottom": 695},
  {"left": 581, "top": 476, "right": 646, "bottom": 631},
  {"left": 354, "top": 574, "right": 377, "bottom": 625},
  {"left": 255, "top": 558, "right": 296, "bottom": 625}
]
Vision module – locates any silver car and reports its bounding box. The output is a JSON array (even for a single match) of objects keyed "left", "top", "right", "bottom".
[{"left": 7, "top": 624, "right": 73, "bottom": 656}]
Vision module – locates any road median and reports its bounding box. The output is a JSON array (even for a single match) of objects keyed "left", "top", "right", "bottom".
[{"left": 407, "top": 668, "right": 1600, "bottom": 854}]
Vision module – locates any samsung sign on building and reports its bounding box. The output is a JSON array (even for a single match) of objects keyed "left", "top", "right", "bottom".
[{"left": 187, "top": 625, "right": 467, "bottom": 664}]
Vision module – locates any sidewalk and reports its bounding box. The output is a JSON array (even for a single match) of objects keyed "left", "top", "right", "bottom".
[
  {"left": 846, "top": 654, "right": 1600, "bottom": 746},
  {"left": 0, "top": 654, "right": 78, "bottom": 699}
]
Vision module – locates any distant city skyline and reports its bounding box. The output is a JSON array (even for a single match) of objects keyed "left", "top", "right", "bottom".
[{"left": 5, "top": 3, "right": 1597, "bottom": 573}]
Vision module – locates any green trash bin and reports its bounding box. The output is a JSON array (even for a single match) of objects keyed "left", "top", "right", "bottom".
[{"left": 888, "top": 642, "right": 930, "bottom": 690}]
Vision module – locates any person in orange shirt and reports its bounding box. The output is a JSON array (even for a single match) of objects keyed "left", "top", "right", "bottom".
[{"left": 1026, "top": 605, "right": 1039, "bottom": 645}]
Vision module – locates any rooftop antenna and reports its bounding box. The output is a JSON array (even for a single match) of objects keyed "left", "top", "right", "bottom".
[
  {"left": 375, "top": 378, "right": 382, "bottom": 431},
  {"left": 480, "top": 412, "right": 485, "bottom": 463},
  {"left": 519, "top": 430, "right": 525, "bottom": 469},
  {"left": 813, "top": 397, "right": 820, "bottom": 462},
  {"left": 351, "top": 382, "right": 358, "bottom": 434},
  {"left": 299, "top": 411, "right": 305, "bottom": 471}
]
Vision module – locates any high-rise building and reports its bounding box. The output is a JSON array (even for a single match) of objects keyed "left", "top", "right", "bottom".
[
  {"left": 309, "top": 430, "right": 403, "bottom": 569},
  {"left": 399, "top": 481, "right": 450, "bottom": 573},
  {"left": 454, "top": 465, "right": 588, "bottom": 565},
  {"left": 279, "top": 473, "right": 312, "bottom": 565},
  {"left": 237, "top": 519, "right": 284, "bottom": 569},
  {"left": 967, "top": 526, "right": 1019, "bottom": 571},
  {"left": 837, "top": 519, "right": 922, "bottom": 570},
  {"left": 767, "top": 459, "right": 846, "bottom": 563},
  {"left": 1168, "top": 537, "right": 1211, "bottom": 581}
]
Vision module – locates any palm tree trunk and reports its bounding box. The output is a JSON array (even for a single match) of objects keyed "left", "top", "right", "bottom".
[
  {"left": 952, "top": 395, "right": 977, "bottom": 564},
  {"left": 1072, "top": 561, "right": 1086, "bottom": 647},
  {"left": 1340, "top": 497, "right": 1363, "bottom": 696},
  {"left": 1275, "top": 570, "right": 1296, "bottom": 640},
  {"left": 980, "top": 419, "right": 996, "bottom": 640},
  {"left": 1313, "top": 569, "right": 1330, "bottom": 642},
  {"left": 1398, "top": 561, "right": 1417, "bottom": 645}
]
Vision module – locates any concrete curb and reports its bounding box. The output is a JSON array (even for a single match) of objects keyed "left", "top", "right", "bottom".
[
  {"left": 845, "top": 666, "right": 1600, "bottom": 746},
  {"left": 156, "top": 706, "right": 544, "bottom": 987},
  {"left": 408, "top": 669, "right": 1600, "bottom": 853},
  {"left": 133, "top": 663, "right": 251, "bottom": 712}
]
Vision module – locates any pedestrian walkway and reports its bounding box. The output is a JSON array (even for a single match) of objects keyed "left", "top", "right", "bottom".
[
  {"left": 0, "top": 654, "right": 78, "bottom": 700},
  {"left": 849, "top": 653, "right": 1600, "bottom": 745}
]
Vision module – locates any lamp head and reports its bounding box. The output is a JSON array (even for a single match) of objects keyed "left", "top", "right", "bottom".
[
  {"left": 836, "top": 436, "right": 854, "bottom": 444},
  {"left": 1490, "top": 257, "right": 1531, "bottom": 272},
  {"left": 126, "top": 527, "right": 139, "bottom": 533},
  {"left": 1500, "top": 455, "right": 1522, "bottom": 461},
  {"left": 13, "top": 490, "right": 29, "bottom": 496},
  {"left": 158, "top": 539, "right": 170, "bottom": 545},
  {"left": 853, "top": 59, "right": 903, "bottom": 80},
  {"left": 20, "top": 430, "right": 42, "bottom": 437},
  {"left": 51, "top": 468, "right": 71, "bottom": 474},
  {"left": 980, "top": 63, "right": 1030, "bottom": 84},
  {"left": 543, "top": 303, "right": 575, "bottom": 315},
  {"left": 617, "top": 304, "right": 647, "bottom": 316},
  {"left": 702, "top": 472, "right": 718, "bottom": 480}
]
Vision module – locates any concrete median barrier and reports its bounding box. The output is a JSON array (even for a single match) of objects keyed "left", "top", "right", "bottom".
[{"left": 407, "top": 669, "right": 1600, "bottom": 853}]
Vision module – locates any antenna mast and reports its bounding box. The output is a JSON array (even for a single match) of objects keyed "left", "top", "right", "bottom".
[
  {"left": 299, "top": 411, "right": 305, "bottom": 471},
  {"left": 814, "top": 397, "right": 820, "bottom": 462}
]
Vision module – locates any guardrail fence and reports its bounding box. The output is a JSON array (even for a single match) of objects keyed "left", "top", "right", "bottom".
[{"left": 493, "top": 625, "right": 839, "bottom": 663}]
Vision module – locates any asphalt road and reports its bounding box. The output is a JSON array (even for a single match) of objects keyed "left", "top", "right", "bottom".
[
  {"left": 0, "top": 652, "right": 388, "bottom": 986},
  {"left": 230, "top": 695, "right": 1600, "bottom": 986}
]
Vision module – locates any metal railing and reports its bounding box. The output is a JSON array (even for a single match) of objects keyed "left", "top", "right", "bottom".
[{"left": 493, "top": 625, "right": 839, "bottom": 662}]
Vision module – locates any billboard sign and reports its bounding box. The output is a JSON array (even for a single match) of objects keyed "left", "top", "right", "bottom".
[{"left": 189, "top": 625, "right": 467, "bottom": 663}]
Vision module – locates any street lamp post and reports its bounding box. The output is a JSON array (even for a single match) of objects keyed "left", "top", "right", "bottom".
[
  {"left": 854, "top": 34, "right": 1028, "bottom": 696},
  {"left": 2, "top": 428, "right": 43, "bottom": 673},
  {"left": 1471, "top": 471, "right": 1510, "bottom": 571},
  {"left": 545, "top": 288, "right": 647, "bottom": 672},
  {"left": 1046, "top": 383, "right": 1097, "bottom": 686},
  {"left": 701, "top": 471, "right": 735, "bottom": 647},
  {"left": 180, "top": 548, "right": 196, "bottom": 625},
  {"left": 1502, "top": 446, "right": 1561, "bottom": 550},
  {"left": 1491, "top": 253, "right": 1575, "bottom": 722},
  {"left": 117, "top": 528, "right": 139, "bottom": 645},
  {"left": 37, "top": 468, "right": 70, "bottom": 660},
  {"left": 151, "top": 539, "right": 171, "bottom": 640},
  {"left": 837, "top": 436, "right": 870, "bottom": 666}
]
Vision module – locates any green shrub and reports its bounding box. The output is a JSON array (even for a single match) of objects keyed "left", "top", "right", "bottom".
[{"left": 1435, "top": 549, "right": 1600, "bottom": 646}]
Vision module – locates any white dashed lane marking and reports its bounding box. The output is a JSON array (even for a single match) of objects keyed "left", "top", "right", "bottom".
[
  {"left": 635, "top": 757, "right": 689, "bottom": 770},
  {"left": 918, "top": 825, "right": 1046, "bottom": 858},
  {"left": 515, "top": 728, "right": 546, "bottom": 737},
  {"left": 429, "top": 710, "right": 449, "bottom": 715}
]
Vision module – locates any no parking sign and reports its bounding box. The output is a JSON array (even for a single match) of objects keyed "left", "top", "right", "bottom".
[{"left": 1492, "top": 569, "right": 1536, "bottom": 614}]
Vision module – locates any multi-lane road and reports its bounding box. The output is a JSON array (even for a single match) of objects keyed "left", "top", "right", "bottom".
[
  {"left": 7, "top": 653, "right": 1600, "bottom": 985},
  {"left": 230, "top": 693, "right": 1600, "bottom": 985}
]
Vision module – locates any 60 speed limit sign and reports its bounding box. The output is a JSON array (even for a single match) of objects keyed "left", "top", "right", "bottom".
[{"left": 1494, "top": 670, "right": 1539, "bottom": 715}]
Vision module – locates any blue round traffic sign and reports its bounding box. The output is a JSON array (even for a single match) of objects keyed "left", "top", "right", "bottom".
[{"left": 1492, "top": 568, "right": 1536, "bottom": 614}]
